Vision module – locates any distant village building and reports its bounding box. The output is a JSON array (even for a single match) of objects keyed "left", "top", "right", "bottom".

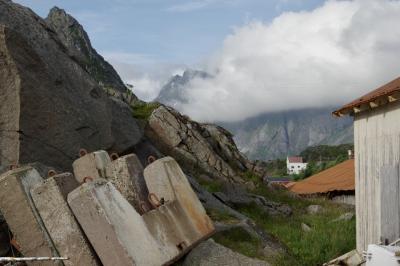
[
  {"left": 286, "top": 156, "right": 307, "bottom": 175},
  {"left": 289, "top": 159, "right": 355, "bottom": 205},
  {"left": 334, "top": 76, "right": 400, "bottom": 252}
]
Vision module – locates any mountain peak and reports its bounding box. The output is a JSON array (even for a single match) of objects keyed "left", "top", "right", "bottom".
[
  {"left": 45, "top": 6, "right": 130, "bottom": 94},
  {"left": 156, "top": 69, "right": 211, "bottom": 107}
]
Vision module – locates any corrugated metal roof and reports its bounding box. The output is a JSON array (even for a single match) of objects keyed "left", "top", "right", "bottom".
[
  {"left": 288, "top": 156, "right": 303, "bottom": 163},
  {"left": 333, "top": 76, "right": 400, "bottom": 116},
  {"left": 289, "top": 159, "right": 354, "bottom": 195}
]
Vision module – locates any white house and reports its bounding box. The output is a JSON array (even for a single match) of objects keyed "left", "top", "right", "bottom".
[
  {"left": 334, "top": 76, "right": 400, "bottom": 252},
  {"left": 287, "top": 156, "right": 307, "bottom": 175}
]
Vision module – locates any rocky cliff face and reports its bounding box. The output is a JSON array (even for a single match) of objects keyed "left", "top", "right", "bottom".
[
  {"left": 0, "top": 1, "right": 142, "bottom": 170},
  {"left": 146, "top": 105, "right": 266, "bottom": 182},
  {"left": 0, "top": 0, "right": 263, "bottom": 181},
  {"left": 155, "top": 69, "right": 211, "bottom": 108},
  {"left": 157, "top": 73, "right": 354, "bottom": 161},
  {"left": 45, "top": 7, "right": 131, "bottom": 94},
  {"left": 222, "top": 108, "right": 353, "bottom": 160}
]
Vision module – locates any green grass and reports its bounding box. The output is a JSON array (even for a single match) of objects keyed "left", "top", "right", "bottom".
[
  {"left": 206, "top": 208, "right": 239, "bottom": 223},
  {"left": 238, "top": 187, "right": 356, "bottom": 266},
  {"left": 213, "top": 227, "right": 264, "bottom": 259},
  {"left": 131, "top": 102, "right": 160, "bottom": 120},
  {"left": 198, "top": 178, "right": 224, "bottom": 193}
]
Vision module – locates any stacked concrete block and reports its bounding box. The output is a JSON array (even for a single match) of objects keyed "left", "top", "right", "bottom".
[
  {"left": 31, "top": 173, "right": 99, "bottom": 266},
  {"left": 105, "top": 154, "right": 151, "bottom": 213},
  {"left": 72, "top": 150, "right": 111, "bottom": 183},
  {"left": 68, "top": 180, "right": 180, "bottom": 266},
  {"left": 142, "top": 200, "right": 201, "bottom": 254},
  {"left": 0, "top": 166, "right": 56, "bottom": 266},
  {"left": 143, "top": 157, "right": 215, "bottom": 245}
]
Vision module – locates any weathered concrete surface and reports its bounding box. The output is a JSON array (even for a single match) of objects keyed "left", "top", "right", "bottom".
[
  {"left": 0, "top": 166, "right": 55, "bottom": 265},
  {"left": 72, "top": 150, "right": 111, "bottom": 183},
  {"left": 183, "top": 239, "right": 270, "bottom": 266},
  {"left": 68, "top": 180, "right": 180, "bottom": 266},
  {"left": 49, "top": 173, "right": 80, "bottom": 200},
  {"left": 31, "top": 173, "right": 98, "bottom": 266},
  {"left": 144, "top": 157, "right": 215, "bottom": 240},
  {"left": 142, "top": 200, "right": 203, "bottom": 257},
  {"left": 105, "top": 154, "right": 151, "bottom": 213}
]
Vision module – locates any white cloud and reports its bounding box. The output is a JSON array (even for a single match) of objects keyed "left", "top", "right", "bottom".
[
  {"left": 173, "top": 0, "right": 400, "bottom": 122},
  {"left": 103, "top": 51, "right": 186, "bottom": 101}
]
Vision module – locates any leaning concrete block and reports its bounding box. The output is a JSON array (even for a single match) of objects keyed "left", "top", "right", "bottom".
[
  {"left": 31, "top": 173, "right": 99, "bottom": 266},
  {"left": 48, "top": 172, "right": 80, "bottom": 200},
  {"left": 68, "top": 180, "right": 179, "bottom": 266},
  {"left": 142, "top": 200, "right": 202, "bottom": 255},
  {"left": 143, "top": 157, "right": 215, "bottom": 242},
  {"left": 72, "top": 150, "right": 111, "bottom": 183},
  {"left": 0, "top": 166, "right": 55, "bottom": 266},
  {"left": 105, "top": 154, "right": 151, "bottom": 213}
]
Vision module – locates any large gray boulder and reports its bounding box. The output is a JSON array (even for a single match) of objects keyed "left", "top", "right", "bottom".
[
  {"left": 146, "top": 105, "right": 266, "bottom": 182},
  {"left": 0, "top": 1, "right": 143, "bottom": 171},
  {"left": 182, "top": 239, "right": 270, "bottom": 266},
  {"left": 45, "top": 7, "right": 133, "bottom": 96}
]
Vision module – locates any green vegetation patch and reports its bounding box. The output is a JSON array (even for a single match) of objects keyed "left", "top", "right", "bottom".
[
  {"left": 197, "top": 178, "right": 224, "bottom": 193},
  {"left": 206, "top": 208, "right": 239, "bottom": 223},
  {"left": 131, "top": 102, "right": 160, "bottom": 120},
  {"left": 213, "top": 227, "right": 264, "bottom": 259},
  {"left": 300, "top": 144, "right": 354, "bottom": 162},
  {"left": 240, "top": 187, "right": 356, "bottom": 266}
]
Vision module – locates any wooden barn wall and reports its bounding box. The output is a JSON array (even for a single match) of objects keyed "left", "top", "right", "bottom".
[{"left": 354, "top": 100, "right": 400, "bottom": 251}]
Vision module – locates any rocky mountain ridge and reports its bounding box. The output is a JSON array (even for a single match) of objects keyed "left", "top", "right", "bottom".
[
  {"left": 155, "top": 69, "right": 211, "bottom": 108},
  {"left": 0, "top": 1, "right": 143, "bottom": 171},
  {"left": 45, "top": 7, "right": 131, "bottom": 95},
  {"left": 222, "top": 108, "right": 353, "bottom": 161},
  {"left": 156, "top": 71, "right": 354, "bottom": 161}
]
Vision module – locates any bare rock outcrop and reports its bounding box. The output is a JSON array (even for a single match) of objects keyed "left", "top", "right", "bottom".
[
  {"left": 146, "top": 105, "right": 266, "bottom": 182},
  {"left": 0, "top": 0, "right": 143, "bottom": 171},
  {"left": 45, "top": 7, "right": 138, "bottom": 106},
  {"left": 182, "top": 239, "right": 270, "bottom": 266}
]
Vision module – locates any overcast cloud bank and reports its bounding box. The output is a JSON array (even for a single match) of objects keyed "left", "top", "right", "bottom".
[{"left": 173, "top": 0, "right": 400, "bottom": 122}]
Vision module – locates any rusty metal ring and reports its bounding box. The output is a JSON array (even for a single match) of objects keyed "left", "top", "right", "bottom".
[
  {"left": 10, "top": 237, "right": 21, "bottom": 252},
  {"left": 9, "top": 164, "right": 18, "bottom": 170},
  {"left": 83, "top": 176, "right": 94, "bottom": 183},
  {"left": 147, "top": 155, "right": 156, "bottom": 165},
  {"left": 47, "top": 169, "right": 57, "bottom": 177},
  {"left": 79, "top": 148, "right": 88, "bottom": 157},
  {"left": 110, "top": 153, "right": 119, "bottom": 161},
  {"left": 139, "top": 201, "right": 149, "bottom": 214},
  {"left": 148, "top": 193, "right": 161, "bottom": 208}
]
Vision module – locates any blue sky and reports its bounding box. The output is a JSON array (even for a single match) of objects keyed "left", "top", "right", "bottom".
[{"left": 15, "top": 0, "right": 324, "bottom": 65}]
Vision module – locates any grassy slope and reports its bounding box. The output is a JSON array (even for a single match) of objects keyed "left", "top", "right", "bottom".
[{"left": 203, "top": 177, "right": 356, "bottom": 266}]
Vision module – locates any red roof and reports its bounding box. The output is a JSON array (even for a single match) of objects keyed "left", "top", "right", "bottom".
[
  {"left": 289, "top": 159, "right": 354, "bottom": 195},
  {"left": 333, "top": 76, "right": 400, "bottom": 116},
  {"left": 287, "top": 156, "right": 303, "bottom": 163}
]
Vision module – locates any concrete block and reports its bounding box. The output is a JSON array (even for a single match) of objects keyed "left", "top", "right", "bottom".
[
  {"left": 105, "top": 154, "right": 150, "bottom": 213},
  {"left": 68, "top": 180, "right": 179, "bottom": 266},
  {"left": 49, "top": 172, "right": 79, "bottom": 200},
  {"left": 72, "top": 150, "right": 111, "bottom": 183},
  {"left": 143, "top": 157, "right": 215, "bottom": 242},
  {"left": 0, "top": 166, "right": 56, "bottom": 266},
  {"left": 31, "top": 173, "right": 99, "bottom": 266},
  {"left": 142, "top": 200, "right": 202, "bottom": 254}
]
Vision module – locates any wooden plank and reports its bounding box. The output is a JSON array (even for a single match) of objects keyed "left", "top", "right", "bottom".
[{"left": 379, "top": 165, "right": 400, "bottom": 245}]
